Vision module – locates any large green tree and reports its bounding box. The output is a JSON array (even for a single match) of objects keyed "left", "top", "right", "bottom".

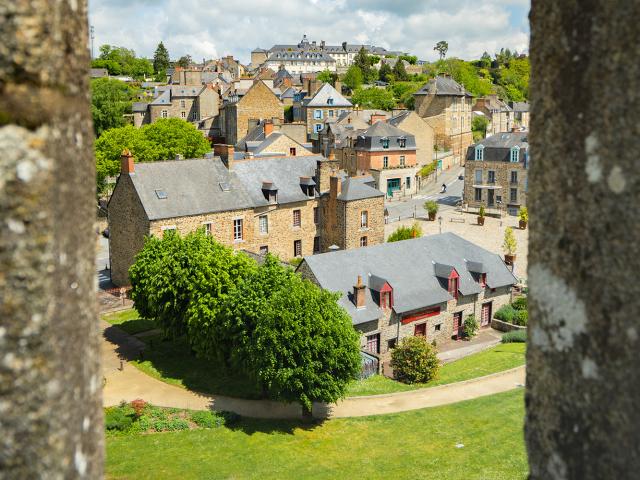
[
  {"left": 95, "top": 118, "right": 211, "bottom": 191},
  {"left": 317, "top": 69, "right": 338, "bottom": 86},
  {"left": 354, "top": 47, "right": 375, "bottom": 82},
  {"left": 342, "top": 65, "right": 364, "bottom": 91},
  {"left": 90, "top": 78, "right": 134, "bottom": 137},
  {"left": 351, "top": 87, "right": 397, "bottom": 110},
  {"left": 434, "top": 41, "right": 449, "bottom": 60},
  {"left": 392, "top": 59, "right": 409, "bottom": 81},
  {"left": 176, "top": 55, "right": 192, "bottom": 68},
  {"left": 378, "top": 62, "right": 393, "bottom": 83},
  {"left": 153, "top": 41, "right": 170, "bottom": 74},
  {"left": 91, "top": 44, "right": 153, "bottom": 79}
]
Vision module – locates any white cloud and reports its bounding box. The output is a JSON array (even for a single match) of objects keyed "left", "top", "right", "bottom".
[{"left": 88, "top": 0, "right": 529, "bottom": 63}]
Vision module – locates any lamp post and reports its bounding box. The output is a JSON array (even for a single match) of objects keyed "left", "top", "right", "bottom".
[{"left": 438, "top": 216, "right": 443, "bottom": 234}]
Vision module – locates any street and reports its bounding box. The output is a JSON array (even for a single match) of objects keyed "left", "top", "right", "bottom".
[{"left": 385, "top": 167, "right": 465, "bottom": 222}]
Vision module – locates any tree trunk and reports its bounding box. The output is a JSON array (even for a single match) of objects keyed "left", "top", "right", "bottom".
[
  {"left": 0, "top": 1, "right": 102, "bottom": 478},
  {"left": 527, "top": 1, "right": 640, "bottom": 478}
]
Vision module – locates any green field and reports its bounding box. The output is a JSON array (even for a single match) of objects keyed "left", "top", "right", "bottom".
[
  {"left": 106, "top": 389, "right": 528, "bottom": 480},
  {"left": 103, "top": 309, "right": 526, "bottom": 399},
  {"left": 347, "top": 343, "right": 526, "bottom": 396}
]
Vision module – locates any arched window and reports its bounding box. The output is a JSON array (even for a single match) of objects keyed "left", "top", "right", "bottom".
[
  {"left": 510, "top": 146, "right": 520, "bottom": 162},
  {"left": 475, "top": 144, "right": 485, "bottom": 161}
]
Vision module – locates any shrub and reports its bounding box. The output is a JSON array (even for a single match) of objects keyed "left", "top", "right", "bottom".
[
  {"left": 152, "top": 418, "right": 190, "bottom": 432},
  {"left": 190, "top": 410, "right": 223, "bottom": 429},
  {"left": 479, "top": 205, "right": 486, "bottom": 217},
  {"left": 390, "top": 336, "right": 440, "bottom": 384},
  {"left": 494, "top": 304, "right": 516, "bottom": 323},
  {"left": 419, "top": 160, "right": 437, "bottom": 178},
  {"left": 424, "top": 200, "right": 439, "bottom": 216},
  {"left": 387, "top": 223, "right": 422, "bottom": 242},
  {"left": 130, "top": 399, "right": 147, "bottom": 418},
  {"left": 513, "top": 309, "right": 528, "bottom": 326},
  {"left": 518, "top": 207, "right": 528, "bottom": 223},
  {"left": 501, "top": 330, "right": 527, "bottom": 343},
  {"left": 463, "top": 314, "right": 479, "bottom": 339},
  {"left": 512, "top": 296, "right": 527, "bottom": 310},
  {"left": 503, "top": 227, "right": 517, "bottom": 255},
  {"left": 105, "top": 408, "right": 134, "bottom": 431}
]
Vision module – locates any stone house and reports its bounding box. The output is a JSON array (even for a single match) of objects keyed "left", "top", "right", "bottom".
[
  {"left": 234, "top": 119, "right": 314, "bottom": 157},
  {"left": 414, "top": 75, "right": 474, "bottom": 165},
  {"left": 298, "top": 83, "right": 353, "bottom": 136},
  {"left": 338, "top": 120, "right": 419, "bottom": 198},
  {"left": 388, "top": 110, "right": 435, "bottom": 167},
  {"left": 509, "top": 101, "right": 530, "bottom": 130},
  {"left": 472, "top": 95, "right": 514, "bottom": 137},
  {"left": 222, "top": 80, "right": 283, "bottom": 146},
  {"left": 463, "top": 131, "right": 529, "bottom": 215},
  {"left": 132, "top": 85, "right": 219, "bottom": 128},
  {"left": 108, "top": 150, "right": 384, "bottom": 286},
  {"left": 298, "top": 232, "right": 516, "bottom": 361}
]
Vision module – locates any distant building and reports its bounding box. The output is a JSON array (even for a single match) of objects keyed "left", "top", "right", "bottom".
[
  {"left": 472, "top": 95, "right": 514, "bottom": 137},
  {"left": 296, "top": 83, "right": 353, "bottom": 136},
  {"left": 414, "top": 75, "right": 474, "bottom": 165},
  {"left": 509, "top": 101, "right": 530, "bottom": 130},
  {"left": 463, "top": 131, "right": 529, "bottom": 215},
  {"left": 108, "top": 150, "right": 384, "bottom": 286},
  {"left": 298, "top": 233, "right": 516, "bottom": 361}
]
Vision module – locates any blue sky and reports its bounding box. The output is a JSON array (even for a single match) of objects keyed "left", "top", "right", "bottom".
[{"left": 88, "top": 0, "right": 529, "bottom": 63}]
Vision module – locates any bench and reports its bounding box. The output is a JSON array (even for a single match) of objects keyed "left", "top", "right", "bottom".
[{"left": 450, "top": 217, "right": 466, "bottom": 223}]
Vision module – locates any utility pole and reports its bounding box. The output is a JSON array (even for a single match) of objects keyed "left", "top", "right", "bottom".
[{"left": 90, "top": 25, "right": 95, "bottom": 59}]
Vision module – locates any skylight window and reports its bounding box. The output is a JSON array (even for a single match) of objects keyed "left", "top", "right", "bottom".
[
  {"left": 219, "top": 182, "right": 231, "bottom": 192},
  {"left": 155, "top": 189, "right": 168, "bottom": 199}
]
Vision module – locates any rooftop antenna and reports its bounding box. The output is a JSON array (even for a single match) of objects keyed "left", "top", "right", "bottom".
[{"left": 90, "top": 25, "right": 95, "bottom": 59}]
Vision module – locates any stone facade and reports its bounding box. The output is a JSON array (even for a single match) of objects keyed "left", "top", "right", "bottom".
[
  {"left": 223, "top": 80, "right": 283, "bottom": 145},
  {"left": 135, "top": 86, "right": 219, "bottom": 128},
  {"left": 391, "top": 111, "right": 435, "bottom": 167},
  {"left": 414, "top": 90, "right": 473, "bottom": 164},
  {"left": 305, "top": 105, "right": 353, "bottom": 136},
  {"left": 463, "top": 154, "right": 529, "bottom": 213}
]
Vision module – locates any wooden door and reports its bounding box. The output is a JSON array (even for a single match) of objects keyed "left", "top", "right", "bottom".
[
  {"left": 453, "top": 312, "right": 463, "bottom": 339},
  {"left": 481, "top": 302, "right": 492, "bottom": 327}
]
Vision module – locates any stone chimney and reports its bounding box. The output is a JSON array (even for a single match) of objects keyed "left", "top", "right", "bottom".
[
  {"left": 120, "top": 149, "right": 134, "bottom": 174},
  {"left": 213, "top": 144, "right": 234, "bottom": 170},
  {"left": 370, "top": 114, "right": 386, "bottom": 125},
  {"left": 264, "top": 120, "right": 274, "bottom": 136},
  {"left": 353, "top": 275, "right": 366, "bottom": 308},
  {"left": 315, "top": 154, "right": 339, "bottom": 193},
  {"left": 334, "top": 80, "right": 342, "bottom": 94},
  {"left": 329, "top": 175, "right": 342, "bottom": 199}
]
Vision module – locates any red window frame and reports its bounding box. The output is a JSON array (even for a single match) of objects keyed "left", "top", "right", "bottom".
[
  {"left": 448, "top": 269, "right": 460, "bottom": 299},
  {"left": 402, "top": 307, "right": 441, "bottom": 325},
  {"left": 414, "top": 323, "right": 426, "bottom": 337},
  {"left": 480, "top": 273, "right": 487, "bottom": 288}
]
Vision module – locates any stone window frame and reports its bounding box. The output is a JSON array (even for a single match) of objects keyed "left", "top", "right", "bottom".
[
  {"left": 360, "top": 210, "right": 368, "bottom": 228},
  {"left": 313, "top": 207, "right": 319, "bottom": 224},
  {"left": 510, "top": 170, "right": 518, "bottom": 184},
  {"left": 383, "top": 156, "right": 389, "bottom": 168},
  {"left": 360, "top": 236, "right": 368, "bottom": 247},
  {"left": 313, "top": 236, "right": 320, "bottom": 253},
  {"left": 181, "top": 111, "right": 186, "bottom": 118},
  {"left": 510, "top": 187, "right": 518, "bottom": 203},
  {"left": 161, "top": 110, "right": 168, "bottom": 118},
  {"left": 258, "top": 215, "right": 268, "bottom": 235},
  {"left": 400, "top": 155, "right": 405, "bottom": 167},
  {"left": 294, "top": 239, "right": 302, "bottom": 257},
  {"left": 292, "top": 209, "right": 301, "bottom": 228},
  {"left": 233, "top": 218, "right": 244, "bottom": 242},
  {"left": 202, "top": 221, "right": 213, "bottom": 236},
  {"left": 487, "top": 170, "right": 496, "bottom": 184}
]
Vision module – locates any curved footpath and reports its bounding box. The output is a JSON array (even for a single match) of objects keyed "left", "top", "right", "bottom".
[{"left": 102, "top": 322, "right": 526, "bottom": 420}]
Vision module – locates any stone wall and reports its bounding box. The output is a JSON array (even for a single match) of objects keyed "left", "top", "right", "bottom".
[
  {"left": 108, "top": 174, "right": 150, "bottom": 286},
  {"left": 225, "top": 81, "right": 283, "bottom": 145},
  {"left": 342, "top": 196, "right": 385, "bottom": 250},
  {"left": 394, "top": 112, "right": 435, "bottom": 167},
  {"left": 305, "top": 105, "right": 353, "bottom": 135},
  {"left": 491, "top": 318, "right": 527, "bottom": 332}
]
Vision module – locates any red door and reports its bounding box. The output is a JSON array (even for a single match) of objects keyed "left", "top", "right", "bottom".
[
  {"left": 481, "top": 302, "right": 492, "bottom": 327},
  {"left": 453, "top": 312, "right": 463, "bottom": 339},
  {"left": 414, "top": 323, "right": 426, "bottom": 337}
]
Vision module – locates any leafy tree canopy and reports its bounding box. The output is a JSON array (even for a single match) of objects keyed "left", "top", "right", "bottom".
[
  {"left": 95, "top": 119, "right": 211, "bottom": 190},
  {"left": 91, "top": 44, "right": 153, "bottom": 80},
  {"left": 398, "top": 54, "right": 418, "bottom": 65},
  {"left": 387, "top": 223, "right": 422, "bottom": 242},
  {"left": 353, "top": 47, "right": 377, "bottom": 83},
  {"left": 317, "top": 69, "right": 338, "bottom": 86},
  {"left": 350, "top": 87, "right": 397, "bottom": 110},
  {"left": 378, "top": 62, "right": 393, "bottom": 83},
  {"left": 90, "top": 78, "right": 135, "bottom": 137},
  {"left": 342, "top": 65, "right": 364, "bottom": 91},
  {"left": 392, "top": 59, "right": 409, "bottom": 81},
  {"left": 176, "top": 55, "right": 193, "bottom": 68}
]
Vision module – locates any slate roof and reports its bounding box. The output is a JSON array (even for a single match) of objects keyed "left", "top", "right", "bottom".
[
  {"left": 306, "top": 83, "right": 352, "bottom": 107},
  {"left": 354, "top": 121, "right": 416, "bottom": 151},
  {"left": 128, "top": 158, "right": 254, "bottom": 221},
  {"left": 337, "top": 177, "right": 384, "bottom": 201},
  {"left": 132, "top": 102, "right": 148, "bottom": 113},
  {"left": 414, "top": 76, "right": 472, "bottom": 97},
  {"left": 465, "top": 132, "right": 529, "bottom": 162},
  {"left": 300, "top": 233, "right": 517, "bottom": 326},
  {"left": 388, "top": 110, "right": 412, "bottom": 126},
  {"left": 510, "top": 101, "right": 530, "bottom": 112}
]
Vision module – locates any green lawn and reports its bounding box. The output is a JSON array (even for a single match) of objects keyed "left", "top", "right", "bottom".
[
  {"left": 347, "top": 343, "right": 526, "bottom": 396},
  {"left": 102, "top": 309, "right": 525, "bottom": 399},
  {"left": 102, "top": 309, "right": 158, "bottom": 335},
  {"left": 106, "top": 389, "right": 528, "bottom": 480}
]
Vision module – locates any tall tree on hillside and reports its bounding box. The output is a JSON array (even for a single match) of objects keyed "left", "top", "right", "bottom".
[
  {"left": 153, "top": 41, "right": 170, "bottom": 74},
  {"left": 393, "top": 59, "right": 409, "bottom": 81},
  {"left": 378, "top": 62, "right": 393, "bottom": 82},
  {"left": 434, "top": 40, "right": 449, "bottom": 60},
  {"left": 354, "top": 47, "right": 374, "bottom": 82}
]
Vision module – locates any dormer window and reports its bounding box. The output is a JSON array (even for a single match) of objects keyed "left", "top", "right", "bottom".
[
  {"left": 380, "top": 291, "right": 392, "bottom": 309},
  {"left": 262, "top": 181, "right": 278, "bottom": 204},
  {"left": 398, "top": 136, "right": 406, "bottom": 148},
  {"left": 327, "top": 97, "right": 334, "bottom": 105},
  {"left": 448, "top": 275, "right": 459, "bottom": 300},
  {"left": 475, "top": 144, "right": 485, "bottom": 161},
  {"left": 381, "top": 137, "right": 390, "bottom": 149},
  {"left": 480, "top": 273, "right": 487, "bottom": 288},
  {"left": 510, "top": 146, "right": 520, "bottom": 162}
]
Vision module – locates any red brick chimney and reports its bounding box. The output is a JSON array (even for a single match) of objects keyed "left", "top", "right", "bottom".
[
  {"left": 120, "top": 149, "right": 134, "bottom": 174},
  {"left": 353, "top": 275, "right": 366, "bottom": 308},
  {"left": 264, "top": 120, "right": 274, "bottom": 137},
  {"left": 329, "top": 175, "right": 342, "bottom": 199},
  {"left": 370, "top": 114, "right": 386, "bottom": 125}
]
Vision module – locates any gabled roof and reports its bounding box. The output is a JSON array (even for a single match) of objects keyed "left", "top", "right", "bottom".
[
  {"left": 301, "top": 233, "right": 516, "bottom": 325},
  {"left": 337, "top": 177, "right": 384, "bottom": 201},
  {"left": 414, "top": 76, "right": 472, "bottom": 97},
  {"left": 355, "top": 121, "right": 416, "bottom": 151},
  {"left": 466, "top": 132, "right": 529, "bottom": 162},
  {"left": 306, "top": 83, "right": 352, "bottom": 107}
]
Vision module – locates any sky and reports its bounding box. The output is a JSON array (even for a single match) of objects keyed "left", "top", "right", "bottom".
[{"left": 88, "top": 0, "right": 530, "bottom": 64}]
